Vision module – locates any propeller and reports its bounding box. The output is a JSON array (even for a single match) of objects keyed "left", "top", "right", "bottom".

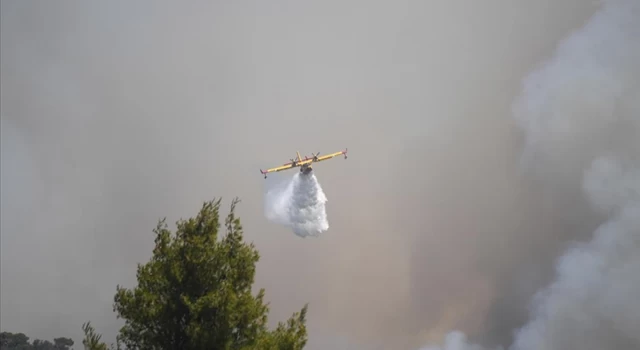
[{"left": 312, "top": 152, "right": 320, "bottom": 161}]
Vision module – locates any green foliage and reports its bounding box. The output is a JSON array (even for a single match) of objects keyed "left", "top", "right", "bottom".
[
  {"left": 112, "top": 198, "right": 309, "bottom": 350},
  {"left": 1, "top": 332, "right": 31, "bottom": 350},
  {"left": 53, "top": 338, "right": 74, "bottom": 350},
  {"left": 81, "top": 323, "right": 107, "bottom": 350},
  {"left": 253, "top": 306, "right": 309, "bottom": 350},
  {"left": 0, "top": 332, "right": 74, "bottom": 350},
  {"left": 2, "top": 197, "right": 309, "bottom": 350}
]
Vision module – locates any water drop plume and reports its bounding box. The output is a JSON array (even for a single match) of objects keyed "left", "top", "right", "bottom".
[{"left": 264, "top": 172, "right": 329, "bottom": 238}]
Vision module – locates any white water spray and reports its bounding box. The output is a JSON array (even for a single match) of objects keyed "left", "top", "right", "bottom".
[
  {"left": 264, "top": 172, "right": 329, "bottom": 238},
  {"left": 420, "top": 0, "right": 640, "bottom": 349}
]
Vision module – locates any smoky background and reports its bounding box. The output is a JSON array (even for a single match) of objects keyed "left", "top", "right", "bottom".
[{"left": 1, "top": 1, "right": 605, "bottom": 349}]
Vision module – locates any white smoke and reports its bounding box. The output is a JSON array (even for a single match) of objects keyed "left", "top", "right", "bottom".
[
  {"left": 264, "top": 172, "right": 329, "bottom": 238},
  {"left": 419, "top": 332, "right": 503, "bottom": 350},
  {"left": 420, "top": 0, "right": 640, "bottom": 349}
]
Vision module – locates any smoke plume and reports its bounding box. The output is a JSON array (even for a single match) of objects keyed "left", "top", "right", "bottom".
[
  {"left": 264, "top": 172, "right": 329, "bottom": 238},
  {"left": 420, "top": 0, "right": 640, "bottom": 349}
]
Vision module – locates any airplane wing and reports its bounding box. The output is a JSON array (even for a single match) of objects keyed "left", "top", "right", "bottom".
[
  {"left": 260, "top": 164, "right": 293, "bottom": 176},
  {"left": 315, "top": 149, "right": 348, "bottom": 162}
]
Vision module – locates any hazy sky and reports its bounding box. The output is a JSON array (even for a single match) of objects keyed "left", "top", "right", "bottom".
[{"left": 1, "top": 1, "right": 603, "bottom": 349}]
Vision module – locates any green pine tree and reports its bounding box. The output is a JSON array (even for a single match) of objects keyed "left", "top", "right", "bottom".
[{"left": 112, "top": 198, "right": 308, "bottom": 350}]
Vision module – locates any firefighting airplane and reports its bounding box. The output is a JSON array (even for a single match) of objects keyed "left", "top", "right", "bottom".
[{"left": 260, "top": 148, "right": 348, "bottom": 178}]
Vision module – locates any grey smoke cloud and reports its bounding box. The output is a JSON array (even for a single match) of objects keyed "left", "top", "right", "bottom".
[
  {"left": 420, "top": 0, "right": 640, "bottom": 349},
  {"left": 0, "top": 1, "right": 612, "bottom": 349},
  {"left": 510, "top": 1, "right": 640, "bottom": 348}
]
